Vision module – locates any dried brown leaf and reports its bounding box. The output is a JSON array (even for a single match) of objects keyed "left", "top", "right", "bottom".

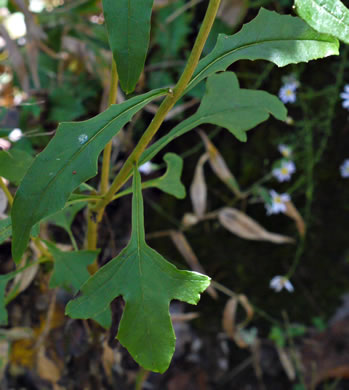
[
  {"left": 217, "top": 0, "right": 248, "bottom": 29},
  {"left": 222, "top": 296, "right": 238, "bottom": 340},
  {"left": 171, "top": 312, "right": 200, "bottom": 322},
  {"left": 36, "top": 347, "right": 62, "bottom": 386},
  {"left": 0, "top": 25, "right": 29, "bottom": 92},
  {"left": 198, "top": 130, "right": 242, "bottom": 197},
  {"left": 14, "top": 0, "right": 45, "bottom": 89},
  {"left": 0, "top": 340, "right": 9, "bottom": 380},
  {"left": 276, "top": 346, "right": 296, "bottom": 380},
  {"left": 102, "top": 340, "right": 115, "bottom": 382},
  {"left": 170, "top": 231, "right": 218, "bottom": 299},
  {"left": 12, "top": 258, "right": 39, "bottom": 296},
  {"left": 153, "top": 0, "right": 177, "bottom": 9},
  {"left": 222, "top": 294, "right": 254, "bottom": 348},
  {"left": 285, "top": 201, "right": 306, "bottom": 237},
  {"left": 190, "top": 153, "right": 209, "bottom": 218},
  {"left": 218, "top": 207, "right": 295, "bottom": 244},
  {"left": 0, "top": 327, "right": 33, "bottom": 341},
  {"left": 181, "top": 213, "right": 200, "bottom": 228}
]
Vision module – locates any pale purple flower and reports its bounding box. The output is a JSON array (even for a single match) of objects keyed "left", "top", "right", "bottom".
[
  {"left": 265, "top": 190, "right": 290, "bottom": 215},
  {"left": 270, "top": 276, "right": 294, "bottom": 292},
  {"left": 340, "top": 159, "right": 349, "bottom": 178},
  {"left": 279, "top": 77, "right": 299, "bottom": 104},
  {"left": 272, "top": 160, "right": 296, "bottom": 182},
  {"left": 340, "top": 85, "right": 349, "bottom": 110},
  {"left": 278, "top": 144, "right": 292, "bottom": 158},
  {"left": 279, "top": 84, "right": 297, "bottom": 104}
]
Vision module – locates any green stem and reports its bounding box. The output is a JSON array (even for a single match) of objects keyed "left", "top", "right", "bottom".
[
  {"left": 0, "top": 177, "right": 13, "bottom": 207},
  {"left": 68, "top": 229, "right": 78, "bottom": 251},
  {"left": 93, "top": 0, "right": 222, "bottom": 216},
  {"left": 86, "top": 59, "right": 118, "bottom": 265},
  {"left": 135, "top": 367, "right": 150, "bottom": 390},
  {"left": 100, "top": 60, "right": 119, "bottom": 195}
]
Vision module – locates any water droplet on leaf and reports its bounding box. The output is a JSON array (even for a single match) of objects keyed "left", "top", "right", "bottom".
[{"left": 78, "top": 134, "right": 88, "bottom": 145}]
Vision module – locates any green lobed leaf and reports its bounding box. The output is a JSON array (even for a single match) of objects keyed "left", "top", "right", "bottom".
[
  {"left": 103, "top": 0, "right": 154, "bottom": 93},
  {"left": 11, "top": 88, "right": 168, "bottom": 263},
  {"left": 141, "top": 72, "right": 287, "bottom": 164},
  {"left": 294, "top": 0, "right": 349, "bottom": 44},
  {"left": 45, "top": 202, "right": 86, "bottom": 233},
  {"left": 185, "top": 7, "right": 339, "bottom": 93},
  {"left": 0, "top": 149, "right": 34, "bottom": 185},
  {"left": 47, "top": 242, "right": 111, "bottom": 329},
  {"left": 45, "top": 202, "right": 87, "bottom": 248},
  {"left": 113, "top": 153, "right": 186, "bottom": 199},
  {"left": 66, "top": 167, "right": 210, "bottom": 373},
  {"left": 144, "top": 153, "right": 186, "bottom": 199},
  {"left": 47, "top": 242, "right": 99, "bottom": 293}
]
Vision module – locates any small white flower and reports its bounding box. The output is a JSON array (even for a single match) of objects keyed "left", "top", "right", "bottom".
[
  {"left": 279, "top": 83, "right": 297, "bottom": 104},
  {"left": 340, "top": 85, "right": 349, "bottom": 110},
  {"left": 13, "top": 90, "right": 27, "bottom": 105},
  {"left": 270, "top": 276, "right": 294, "bottom": 292},
  {"left": 340, "top": 159, "right": 349, "bottom": 178},
  {"left": 3, "top": 12, "right": 27, "bottom": 40},
  {"left": 139, "top": 161, "right": 156, "bottom": 175},
  {"left": 0, "top": 72, "right": 12, "bottom": 87},
  {"left": 278, "top": 144, "right": 292, "bottom": 158},
  {"left": 8, "top": 128, "right": 23, "bottom": 142},
  {"left": 272, "top": 160, "right": 296, "bottom": 182},
  {"left": 29, "top": 0, "right": 45, "bottom": 13},
  {"left": 265, "top": 190, "right": 290, "bottom": 215}
]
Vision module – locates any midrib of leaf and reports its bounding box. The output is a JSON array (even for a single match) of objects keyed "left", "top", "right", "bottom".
[
  {"left": 59, "top": 258, "right": 84, "bottom": 289},
  {"left": 127, "top": 0, "right": 131, "bottom": 89},
  {"left": 134, "top": 168, "right": 150, "bottom": 358},
  {"left": 20, "top": 93, "right": 165, "bottom": 234},
  {"left": 308, "top": 0, "right": 349, "bottom": 25},
  {"left": 132, "top": 167, "right": 160, "bottom": 363},
  {"left": 187, "top": 38, "right": 334, "bottom": 91},
  {"left": 139, "top": 250, "right": 154, "bottom": 362}
]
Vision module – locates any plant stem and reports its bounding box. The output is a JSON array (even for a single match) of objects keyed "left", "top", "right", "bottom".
[
  {"left": 93, "top": 0, "right": 222, "bottom": 217},
  {"left": 86, "top": 59, "right": 118, "bottom": 272},
  {"left": 32, "top": 237, "right": 52, "bottom": 259},
  {"left": 100, "top": 60, "right": 119, "bottom": 195},
  {"left": 0, "top": 177, "right": 13, "bottom": 207},
  {"left": 68, "top": 230, "right": 78, "bottom": 251}
]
